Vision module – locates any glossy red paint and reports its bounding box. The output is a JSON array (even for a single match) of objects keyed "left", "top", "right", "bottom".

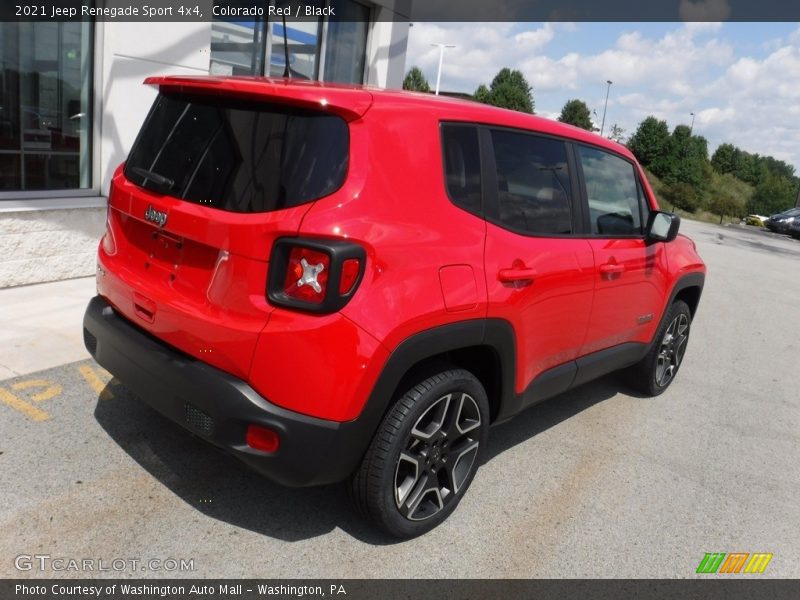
[{"left": 96, "top": 76, "right": 706, "bottom": 424}]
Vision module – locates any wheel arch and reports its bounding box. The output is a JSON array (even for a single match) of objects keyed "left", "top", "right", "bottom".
[
  {"left": 361, "top": 320, "right": 517, "bottom": 432},
  {"left": 665, "top": 272, "right": 705, "bottom": 320}
]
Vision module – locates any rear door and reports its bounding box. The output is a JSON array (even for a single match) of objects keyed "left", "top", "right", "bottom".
[
  {"left": 99, "top": 89, "right": 351, "bottom": 379},
  {"left": 481, "top": 127, "right": 595, "bottom": 402},
  {"left": 575, "top": 144, "right": 669, "bottom": 354}
]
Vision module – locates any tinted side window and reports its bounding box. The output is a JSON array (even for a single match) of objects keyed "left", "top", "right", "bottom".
[
  {"left": 490, "top": 129, "right": 572, "bottom": 235},
  {"left": 441, "top": 125, "right": 482, "bottom": 215},
  {"left": 578, "top": 146, "right": 642, "bottom": 236}
]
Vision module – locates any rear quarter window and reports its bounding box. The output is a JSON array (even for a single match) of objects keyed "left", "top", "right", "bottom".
[{"left": 125, "top": 92, "right": 349, "bottom": 213}]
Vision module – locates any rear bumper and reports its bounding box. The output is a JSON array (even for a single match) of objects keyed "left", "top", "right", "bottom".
[{"left": 83, "top": 295, "right": 374, "bottom": 487}]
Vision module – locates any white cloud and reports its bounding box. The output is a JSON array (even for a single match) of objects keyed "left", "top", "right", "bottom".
[
  {"left": 404, "top": 22, "right": 800, "bottom": 167},
  {"left": 405, "top": 23, "right": 557, "bottom": 94}
]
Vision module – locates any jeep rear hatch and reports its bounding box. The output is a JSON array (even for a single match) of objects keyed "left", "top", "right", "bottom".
[{"left": 99, "top": 79, "right": 361, "bottom": 379}]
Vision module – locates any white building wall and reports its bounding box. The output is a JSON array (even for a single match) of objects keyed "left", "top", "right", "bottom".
[{"left": 97, "top": 21, "right": 211, "bottom": 196}]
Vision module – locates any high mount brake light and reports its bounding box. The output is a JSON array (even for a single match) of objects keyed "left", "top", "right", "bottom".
[{"left": 268, "top": 238, "right": 366, "bottom": 313}]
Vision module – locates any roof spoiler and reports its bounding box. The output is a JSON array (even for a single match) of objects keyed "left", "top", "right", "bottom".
[{"left": 144, "top": 76, "right": 373, "bottom": 122}]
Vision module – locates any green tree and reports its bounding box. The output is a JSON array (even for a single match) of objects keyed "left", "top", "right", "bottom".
[
  {"left": 608, "top": 123, "right": 626, "bottom": 143},
  {"left": 666, "top": 127, "right": 710, "bottom": 192},
  {"left": 707, "top": 194, "right": 745, "bottom": 224},
  {"left": 749, "top": 174, "right": 796, "bottom": 215},
  {"left": 627, "top": 116, "right": 670, "bottom": 170},
  {"left": 557, "top": 99, "right": 593, "bottom": 131},
  {"left": 473, "top": 84, "right": 490, "bottom": 104},
  {"left": 473, "top": 68, "right": 534, "bottom": 114},
  {"left": 663, "top": 182, "right": 700, "bottom": 213},
  {"left": 734, "top": 151, "right": 763, "bottom": 186},
  {"left": 402, "top": 66, "right": 431, "bottom": 93},
  {"left": 711, "top": 143, "right": 738, "bottom": 174},
  {"left": 706, "top": 171, "right": 754, "bottom": 215}
]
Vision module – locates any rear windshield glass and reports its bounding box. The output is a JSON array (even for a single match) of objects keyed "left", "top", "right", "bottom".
[{"left": 124, "top": 92, "right": 349, "bottom": 212}]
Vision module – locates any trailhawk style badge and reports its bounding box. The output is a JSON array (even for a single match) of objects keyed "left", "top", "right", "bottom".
[{"left": 144, "top": 205, "right": 168, "bottom": 227}]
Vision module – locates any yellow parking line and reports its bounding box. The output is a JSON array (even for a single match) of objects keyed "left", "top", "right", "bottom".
[
  {"left": 0, "top": 387, "right": 51, "bottom": 421},
  {"left": 11, "top": 379, "right": 62, "bottom": 402},
  {"left": 79, "top": 364, "right": 114, "bottom": 400}
]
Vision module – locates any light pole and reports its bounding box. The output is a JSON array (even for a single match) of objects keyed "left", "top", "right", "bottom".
[
  {"left": 600, "top": 80, "right": 612, "bottom": 137},
  {"left": 431, "top": 43, "right": 455, "bottom": 95},
  {"left": 689, "top": 112, "right": 696, "bottom": 136}
]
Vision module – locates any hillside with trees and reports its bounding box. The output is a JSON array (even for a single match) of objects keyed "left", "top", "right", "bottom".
[{"left": 627, "top": 116, "right": 798, "bottom": 221}]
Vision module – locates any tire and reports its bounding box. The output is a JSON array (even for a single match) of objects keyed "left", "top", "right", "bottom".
[
  {"left": 350, "top": 368, "right": 490, "bottom": 539},
  {"left": 626, "top": 300, "right": 692, "bottom": 396}
]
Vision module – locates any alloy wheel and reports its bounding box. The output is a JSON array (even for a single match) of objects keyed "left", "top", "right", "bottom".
[
  {"left": 394, "top": 392, "right": 482, "bottom": 521},
  {"left": 655, "top": 313, "right": 690, "bottom": 388}
]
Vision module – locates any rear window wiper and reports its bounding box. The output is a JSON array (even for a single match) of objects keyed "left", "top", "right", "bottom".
[{"left": 130, "top": 166, "right": 175, "bottom": 190}]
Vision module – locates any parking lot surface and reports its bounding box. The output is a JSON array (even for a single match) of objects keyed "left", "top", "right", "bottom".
[{"left": 1, "top": 219, "right": 798, "bottom": 578}]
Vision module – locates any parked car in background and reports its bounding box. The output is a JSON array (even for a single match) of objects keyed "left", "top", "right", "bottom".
[
  {"left": 765, "top": 208, "right": 800, "bottom": 234},
  {"left": 788, "top": 219, "right": 800, "bottom": 240},
  {"left": 742, "top": 214, "right": 768, "bottom": 227}
]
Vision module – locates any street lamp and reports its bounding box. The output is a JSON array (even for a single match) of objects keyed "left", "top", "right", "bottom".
[
  {"left": 689, "top": 112, "right": 696, "bottom": 136},
  {"left": 600, "top": 80, "right": 612, "bottom": 137},
  {"left": 431, "top": 43, "right": 456, "bottom": 95}
]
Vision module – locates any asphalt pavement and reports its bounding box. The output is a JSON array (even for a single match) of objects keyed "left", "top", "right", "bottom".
[{"left": 1, "top": 219, "right": 798, "bottom": 578}]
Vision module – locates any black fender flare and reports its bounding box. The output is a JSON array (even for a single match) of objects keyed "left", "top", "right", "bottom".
[{"left": 346, "top": 319, "right": 517, "bottom": 463}]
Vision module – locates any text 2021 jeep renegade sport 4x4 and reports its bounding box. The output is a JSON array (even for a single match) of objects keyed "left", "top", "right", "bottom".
[{"left": 83, "top": 76, "right": 706, "bottom": 538}]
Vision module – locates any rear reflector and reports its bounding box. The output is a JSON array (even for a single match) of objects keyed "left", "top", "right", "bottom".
[
  {"left": 246, "top": 424, "right": 281, "bottom": 453},
  {"left": 339, "top": 258, "right": 361, "bottom": 295}
]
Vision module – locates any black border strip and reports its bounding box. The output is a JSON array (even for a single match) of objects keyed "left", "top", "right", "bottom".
[
  {"left": 2, "top": 579, "right": 799, "bottom": 600},
  {"left": 4, "top": 0, "right": 800, "bottom": 22}
]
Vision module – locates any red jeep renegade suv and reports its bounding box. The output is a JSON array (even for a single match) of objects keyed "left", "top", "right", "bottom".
[{"left": 83, "top": 76, "right": 706, "bottom": 538}]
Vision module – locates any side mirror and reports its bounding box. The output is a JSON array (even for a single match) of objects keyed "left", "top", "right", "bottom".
[{"left": 646, "top": 211, "right": 680, "bottom": 242}]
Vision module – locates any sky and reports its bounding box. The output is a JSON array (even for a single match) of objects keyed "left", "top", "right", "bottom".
[{"left": 405, "top": 22, "right": 800, "bottom": 171}]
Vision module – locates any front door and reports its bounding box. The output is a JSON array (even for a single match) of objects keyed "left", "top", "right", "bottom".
[{"left": 574, "top": 144, "right": 669, "bottom": 354}]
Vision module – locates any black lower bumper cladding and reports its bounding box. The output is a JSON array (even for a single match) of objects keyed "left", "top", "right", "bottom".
[{"left": 82, "top": 296, "right": 373, "bottom": 487}]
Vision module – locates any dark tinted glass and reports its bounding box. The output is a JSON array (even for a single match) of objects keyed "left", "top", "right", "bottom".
[
  {"left": 0, "top": 21, "right": 93, "bottom": 191},
  {"left": 578, "top": 145, "right": 642, "bottom": 235},
  {"left": 490, "top": 129, "right": 572, "bottom": 235},
  {"left": 125, "top": 93, "right": 348, "bottom": 213},
  {"left": 441, "top": 125, "right": 482, "bottom": 214}
]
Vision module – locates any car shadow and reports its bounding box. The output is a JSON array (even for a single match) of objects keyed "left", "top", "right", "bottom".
[
  {"left": 484, "top": 374, "right": 639, "bottom": 462},
  {"left": 93, "top": 372, "right": 637, "bottom": 545}
]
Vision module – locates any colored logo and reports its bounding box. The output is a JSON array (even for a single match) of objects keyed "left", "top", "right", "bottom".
[{"left": 696, "top": 552, "right": 773, "bottom": 574}]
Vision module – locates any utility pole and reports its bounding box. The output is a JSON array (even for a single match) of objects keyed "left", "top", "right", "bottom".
[
  {"left": 431, "top": 43, "right": 455, "bottom": 95},
  {"left": 600, "top": 80, "right": 612, "bottom": 137},
  {"left": 689, "top": 112, "right": 696, "bottom": 136}
]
